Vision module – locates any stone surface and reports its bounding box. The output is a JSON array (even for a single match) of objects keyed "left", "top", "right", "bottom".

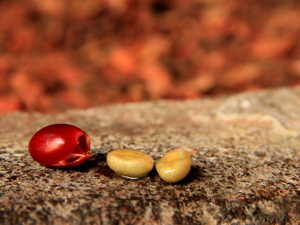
[{"left": 1, "top": 87, "right": 300, "bottom": 224}]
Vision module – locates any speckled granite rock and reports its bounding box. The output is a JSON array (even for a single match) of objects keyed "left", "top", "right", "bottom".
[{"left": 1, "top": 87, "right": 300, "bottom": 224}]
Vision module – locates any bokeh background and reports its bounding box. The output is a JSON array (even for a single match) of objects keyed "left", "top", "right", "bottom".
[{"left": 1, "top": 0, "right": 300, "bottom": 113}]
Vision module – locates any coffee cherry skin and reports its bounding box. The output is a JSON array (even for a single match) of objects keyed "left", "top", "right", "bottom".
[{"left": 28, "top": 124, "right": 93, "bottom": 168}]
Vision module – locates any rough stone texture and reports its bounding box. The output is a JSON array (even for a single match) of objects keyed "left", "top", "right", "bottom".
[{"left": 1, "top": 87, "right": 300, "bottom": 224}]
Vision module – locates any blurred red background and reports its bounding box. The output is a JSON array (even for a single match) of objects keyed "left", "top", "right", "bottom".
[{"left": 1, "top": 0, "right": 300, "bottom": 113}]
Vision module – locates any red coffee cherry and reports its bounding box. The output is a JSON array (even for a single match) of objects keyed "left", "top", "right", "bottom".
[{"left": 28, "top": 124, "right": 93, "bottom": 168}]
